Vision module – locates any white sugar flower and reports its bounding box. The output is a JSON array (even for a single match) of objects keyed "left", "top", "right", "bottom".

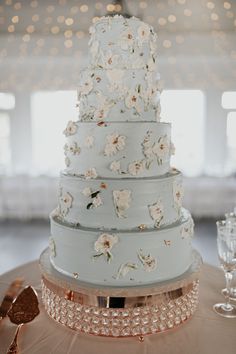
[
  {"left": 173, "top": 181, "right": 184, "bottom": 209},
  {"left": 104, "top": 133, "right": 126, "bottom": 156},
  {"left": 63, "top": 121, "right": 78, "bottom": 136},
  {"left": 84, "top": 135, "right": 94, "bottom": 148},
  {"left": 149, "top": 199, "right": 164, "bottom": 227},
  {"left": 82, "top": 187, "right": 92, "bottom": 197},
  {"left": 78, "top": 75, "right": 93, "bottom": 96},
  {"left": 125, "top": 90, "right": 142, "bottom": 113},
  {"left": 49, "top": 236, "right": 56, "bottom": 257},
  {"left": 137, "top": 23, "right": 150, "bottom": 44},
  {"left": 128, "top": 160, "right": 145, "bottom": 176},
  {"left": 113, "top": 189, "right": 132, "bottom": 218},
  {"left": 119, "top": 29, "right": 134, "bottom": 50},
  {"left": 181, "top": 218, "right": 194, "bottom": 239},
  {"left": 138, "top": 250, "right": 157, "bottom": 272},
  {"left": 67, "top": 142, "right": 81, "bottom": 155},
  {"left": 84, "top": 168, "right": 98, "bottom": 179},
  {"left": 110, "top": 160, "right": 121, "bottom": 173},
  {"left": 93, "top": 233, "right": 118, "bottom": 263},
  {"left": 152, "top": 135, "right": 170, "bottom": 160},
  {"left": 101, "top": 50, "right": 119, "bottom": 68},
  {"left": 59, "top": 191, "right": 73, "bottom": 217},
  {"left": 92, "top": 194, "right": 103, "bottom": 208},
  {"left": 115, "top": 262, "right": 138, "bottom": 279}
]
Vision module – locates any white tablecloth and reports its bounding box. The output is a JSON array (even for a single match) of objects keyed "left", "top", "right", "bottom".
[{"left": 0, "top": 261, "right": 236, "bottom": 354}]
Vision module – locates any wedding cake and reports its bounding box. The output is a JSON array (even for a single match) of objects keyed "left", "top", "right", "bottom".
[
  {"left": 41, "top": 15, "right": 200, "bottom": 337},
  {"left": 49, "top": 15, "right": 194, "bottom": 286}
]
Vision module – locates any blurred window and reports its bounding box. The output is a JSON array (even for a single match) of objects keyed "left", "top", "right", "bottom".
[
  {"left": 0, "top": 112, "right": 11, "bottom": 174},
  {"left": 0, "top": 93, "right": 15, "bottom": 110},
  {"left": 161, "top": 90, "right": 205, "bottom": 176},
  {"left": 226, "top": 112, "right": 236, "bottom": 174},
  {"left": 222, "top": 92, "right": 236, "bottom": 109},
  {"left": 31, "top": 91, "right": 77, "bottom": 175}
]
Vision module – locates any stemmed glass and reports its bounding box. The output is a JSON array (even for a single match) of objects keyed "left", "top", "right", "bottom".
[
  {"left": 221, "top": 212, "right": 236, "bottom": 301},
  {"left": 213, "top": 220, "right": 236, "bottom": 318}
]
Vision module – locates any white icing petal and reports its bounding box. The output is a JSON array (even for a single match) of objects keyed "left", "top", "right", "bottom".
[
  {"left": 104, "top": 133, "right": 126, "bottom": 156},
  {"left": 138, "top": 250, "right": 157, "bottom": 272},
  {"left": 84, "top": 168, "right": 98, "bottom": 179},
  {"left": 152, "top": 135, "right": 170, "bottom": 159},
  {"left": 173, "top": 181, "right": 184, "bottom": 209},
  {"left": 59, "top": 191, "right": 73, "bottom": 217},
  {"left": 92, "top": 194, "right": 103, "bottom": 208},
  {"left": 63, "top": 121, "right": 78, "bottom": 136},
  {"left": 148, "top": 199, "right": 164, "bottom": 227},
  {"left": 113, "top": 189, "right": 132, "bottom": 218},
  {"left": 128, "top": 160, "right": 145, "bottom": 176},
  {"left": 94, "top": 233, "right": 118, "bottom": 262},
  {"left": 181, "top": 218, "right": 194, "bottom": 239},
  {"left": 110, "top": 160, "right": 121, "bottom": 173},
  {"left": 115, "top": 262, "right": 138, "bottom": 279}
]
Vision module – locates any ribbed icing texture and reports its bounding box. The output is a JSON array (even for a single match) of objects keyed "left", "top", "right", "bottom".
[
  {"left": 78, "top": 15, "right": 161, "bottom": 122},
  {"left": 49, "top": 15, "right": 195, "bottom": 287}
]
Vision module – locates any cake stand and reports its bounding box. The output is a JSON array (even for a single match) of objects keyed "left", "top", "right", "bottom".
[{"left": 40, "top": 248, "right": 202, "bottom": 338}]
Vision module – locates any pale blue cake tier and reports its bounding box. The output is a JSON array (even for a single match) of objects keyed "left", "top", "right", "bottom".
[
  {"left": 49, "top": 211, "right": 194, "bottom": 287},
  {"left": 57, "top": 171, "right": 183, "bottom": 230},
  {"left": 78, "top": 67, "right": 160, "bottom": 122},
  {"left": 64, "top": 121, "right": 171, "bottom": 178},
  {"left": 88, "top": 15, "right": 158, "bottom": 70}
]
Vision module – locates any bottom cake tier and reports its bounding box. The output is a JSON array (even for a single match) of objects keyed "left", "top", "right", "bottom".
[
  {"left": 49, "top": 210, "right": 194, "bottom": 287},
  {"left": 40, "top": 248, "right": 201, "bottom": 338}
]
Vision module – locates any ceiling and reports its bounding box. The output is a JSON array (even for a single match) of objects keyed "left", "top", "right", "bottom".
[{"left": 0, "top": 0, "right": 236, "bottom": 91}]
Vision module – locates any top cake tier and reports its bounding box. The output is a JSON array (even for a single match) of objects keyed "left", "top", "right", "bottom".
[{"left": 88, "top": 15, "right": 158, "bottom": 70}]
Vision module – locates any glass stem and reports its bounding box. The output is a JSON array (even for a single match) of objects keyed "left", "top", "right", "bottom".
[{"left": 224, "top": 271, "right": 233, "bottom": 310}]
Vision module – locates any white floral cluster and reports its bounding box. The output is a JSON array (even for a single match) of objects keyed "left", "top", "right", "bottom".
[
  {"left": 104, "top": 132, "right": 126, "bottom": 156},
  {"left": 173, "top": 181, "right": 184, "bottom": 212},
  {"left": 63, "top": 121, "right": 78, "bottom": 137},
  {"left": 181, "top": 218, "right": 194, "bottom": 239},
  {"left": 142, "top": 132, "right": 171, "bottom": 167},
  {"left": 148, "top": 199, "right": 164, "bottom": 228},
  {"left": 93, "top": 233, "right": 118, "bottom": 263},
  {"left": 82, "top": 187, "right": 103, "bottom": 209},
  {"left": 115, "top": 249, "right": 157, "bottom": 279},
  {"left": 58, "top": 190, "right": 73, "bottom": 218},
  {"left": 113, "top": 189, "right": 132, "bottom": 218}
]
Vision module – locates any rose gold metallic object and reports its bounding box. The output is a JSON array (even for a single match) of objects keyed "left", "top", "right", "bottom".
[
  {"left": 40, "top": 248, "right": 202, "bottom": 337},
  {"left": 0, "top": 278, "right": 24, "bottom": 322},
  {"left": 6, "top": 286, "right": 40, "bottom": 354}
]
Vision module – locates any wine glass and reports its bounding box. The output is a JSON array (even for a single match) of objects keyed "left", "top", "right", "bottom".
[
  {"left": 213, "top": 220, "right": 236, "bottom": 318},
  {"left": 221, "top": 212, "right": 236, "bottom": 301}
]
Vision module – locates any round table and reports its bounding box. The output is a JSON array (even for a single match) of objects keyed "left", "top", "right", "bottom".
[{"left": 0, "top": 261, "right": 235, "bottom": 354}]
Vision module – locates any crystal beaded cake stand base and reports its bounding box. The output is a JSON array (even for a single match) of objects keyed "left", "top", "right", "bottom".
[{"left": 39, "top": 248, "right": 202, "bottom": 338}]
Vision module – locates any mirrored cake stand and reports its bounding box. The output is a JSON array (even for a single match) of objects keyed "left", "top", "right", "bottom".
[{"left": 40, "top": 248, "right": 202, "bottom": 338}]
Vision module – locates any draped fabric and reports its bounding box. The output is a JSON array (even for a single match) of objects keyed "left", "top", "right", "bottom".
[
  {"left": 0, "top": 262, "right": 236, "bottom": 354},
  {"left": 0, "top": 176, "right": 235, "bottom": 219}
]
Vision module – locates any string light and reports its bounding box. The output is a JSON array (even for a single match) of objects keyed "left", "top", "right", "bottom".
[
  {"left": 224, "top": 2, "right": 231, "bottom": 10},
  {"left": 80, "top": 4, "right": 88, "bottom": 13},
  {"left": 8, "top": 25, "right": 15, "bottom": 33},
  {"left": 51, "top": 26, "right": 60, "bottom": 34},
  {"left": 57, "top": 16, "right": 65, "bottom": 24},
  {"left": 158, "top": 17, "right": 167, "bottom": 26},
  {"left": 107, "top": 4, "right": 115, "bottom": 12},
  {"left": 65, "top": 18, "right": 74, "bottom": 26},
  {"left": 32, "top": 14, "right": 39, "bottom": 22},
  {"left": 206, "top": 2, "right": 215, "bottom": 10},
  {"left": 168, "top": 15, "right": 177, "bottom": 23},
  {"left": 12, "top": 16, "right": 19, "bottom": 24}
]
